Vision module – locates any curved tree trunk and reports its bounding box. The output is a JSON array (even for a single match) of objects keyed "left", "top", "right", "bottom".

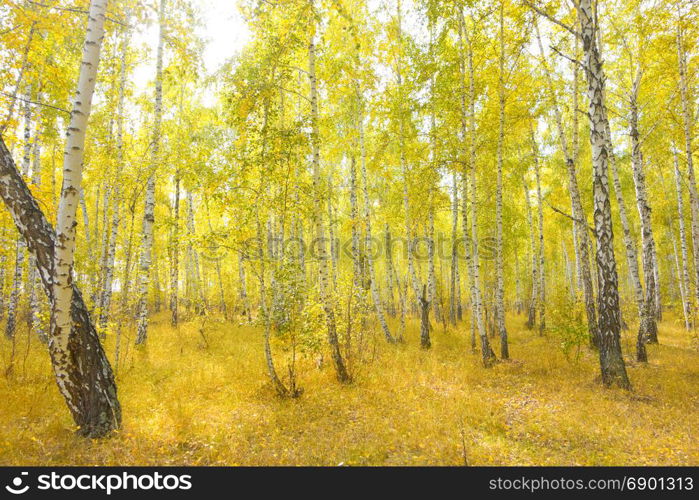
[{"left": 1, "top": 135, "right": 121, "bottom": 438}]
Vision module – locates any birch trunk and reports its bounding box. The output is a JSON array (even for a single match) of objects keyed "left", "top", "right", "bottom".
[
  {"left": 450, "top": 171, "right": 459, "bottom": 325},
  {"left": 135, "top": 0, "right": 166, "bottom": 344},
  {"left": 170, "top": 174, "right": 180, "bottom": 326},
  {"left": 396, "top": 0, "right": 421, "bottom": 310},
  {"left": 673, "top": 147, "right": 692, "bottom": 329},
  {"left": 1, "top": 134, "right": 121, "bottom": 438},
  {"left": 99, "top": 16, "right": 129, "bottom": 330},
  {"left": 384, "top": 223, "right": 396, "bottom": 316},
  {"left": 256, "top": 213, "right": 292, "bottom": 397},
  {"left": 327, "top": 174, "right": 337, "bottom": 290},
  {"left": 349, "top": 154, "right": 362, "bottom": 291},
  {"left": 459, "top": 8, "right": 494, "bottom": 365},
  {"left": 533, "top": 133, "right": 546, "bottom": 335},
  {"left": 677, "top": 19, "right": 699, "bottom": 307},
  {"left": 629, "top": 72, "right": 658, "bottom": 358},
  {"left": 55, "top": 1, "right": 111, "bottom": 334},
  {"left": 577, "top": 0, "right": 631, "bottom": 389},
  {"left": 28, "top": 109, "right": 45, "bottom": 340},
  {"left": 495, "top": 2, "right": 508, "bottom": 359},
  {"left": 523, "top": 177, "right": 538, "bottom": 330},
  {"left": 5, "top": 94, "right": 32, "bottom": 339},
  {"left": 457, "top": 11, "right": 476, "bottom": 349},
  {"left": 359, "top": 105, "right": 395, "bottom": 343},
  {"left": 120, "top": 198, "right": 136, "bottom": 316},
  {"left": 535, "top": 20, "right": 598, "bottom": 345},
  {"left": 419, "top": 285, "right": 431, "bottom": 349},
  {"left": 427, "top": 61, "right": 441, "bottom": 323},
  {"left": 609, "top": 144, "right": 645, "bottom": 334},
  {"left": 237, "top": 251, "right": 251, "bottom": 320},
  {"left": 427, "top": 198, "right": 440, "bottom": 323},
  {"left": 309, "top": 23, "right": 350, "bottom": 382}
]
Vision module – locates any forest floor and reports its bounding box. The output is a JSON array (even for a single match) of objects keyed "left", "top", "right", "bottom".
[{"left": 0, "top": 310, "right": 697, "bottom": 465}]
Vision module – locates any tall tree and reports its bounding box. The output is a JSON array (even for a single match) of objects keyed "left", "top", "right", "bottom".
[{"left": 136, "top": 0, "right": 167, "bottom": 345}]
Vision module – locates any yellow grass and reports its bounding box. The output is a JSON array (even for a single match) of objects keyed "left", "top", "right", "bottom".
[{"left": 0, "top": 311, "right": 697, "bottom": 465}]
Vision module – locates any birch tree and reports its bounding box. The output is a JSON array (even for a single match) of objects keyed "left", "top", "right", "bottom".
[{"left": 136, "top": 0, "right": 166, "bottom": 344}]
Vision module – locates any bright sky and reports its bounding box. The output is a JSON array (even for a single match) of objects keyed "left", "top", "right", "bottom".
[
  {"left": 131, "top": 0, "right": 250, "bottom": 104},
  {"left": 198, "top": 0, "right": 250, "bottom": 72}
]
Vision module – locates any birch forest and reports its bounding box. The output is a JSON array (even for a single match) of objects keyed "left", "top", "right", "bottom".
[{"left": 0, "top": 0, "right": 697, "bottom": 466}]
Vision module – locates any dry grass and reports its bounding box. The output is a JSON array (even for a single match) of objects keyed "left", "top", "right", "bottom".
[{"left": 0, "top": 311, "right": 697, "bottom": 465}]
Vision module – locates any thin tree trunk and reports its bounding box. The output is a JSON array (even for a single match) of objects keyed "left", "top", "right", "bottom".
[
  {"left": 256, "top": 213, "right": 292, "bottom": 397},
  {"left": 523, "top": 177, "right": 538, "bottom": 330},
  {"left": 327, "top": 174, "right": 337, "bottom": 290},
  {"left": 533, "top": 132, "right": 546, "bottom": 335},
  {"left": 459, "top": 8, "right": 495, "bottom": 366},
  {"left": 237, "top": 251, "right": 251, "bottom": 319},
  {"left": 427, "top": 198, "right": 440, "bottom": 323},
  {"left": 396, "top": 0, "right": 421, "bottom": 311},
  {"left": 535, "top": 20, "right": 598, "bottom": 346},
  {"left": 28, "top": 107, "right": 45, "bottom": 341},
  {"left": 99, "top": 14, "right": 129, "bottom": 330},
  {"left": 136, "top": 0, "right": 166, "bottom": 345},
  {"left": 170, "top": 174, "right": 180, "bottom": 326},
  {"left": 677, "top": 17, "right": 699, "bottom": 308},
  {"left": 349, "top": 155, "right": 362, "bottom": 291},
  {"left": 120, "top": 197, "right": 136, "bottom": 317},
  {"left": 384, "top": 223, "right": 395, "bottom": 316},
  {"left": 495, "top": 2, "right": 508, "bottom": 359},
  {"left": 309, "top": 20, "right": 351, "bottom": 382},
  {"left": 358, "top": 106, "right": 395, "bottom": 343},
  {"left": 450, "top": 171, "right": 459, "bottom": 325},
  {"left": 673, "top": 147, "right": 692, "bottom": 329},
  {"left": 629, "top": 72, "right": 658, "bottom": 358},
  {"left": 419, "top": 285, "right": 431, "bottom": 349},
  {"left": 5, "top": 94, "right": 32, "bottom": 339}
]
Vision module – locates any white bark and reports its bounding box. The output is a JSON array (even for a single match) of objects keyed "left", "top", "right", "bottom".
[
  {"left": 576, "top": 0, "right": 630, "bottom": 388},
  {"left": 309, "top": 19, "right": 350, "bottom": 381},
  {"left": 533, "top": 132, "right": 546, "bottom": 335},
  {"left": 48, "top": 53, "right": 87, "bottom": 331},
  {"left": 673, "top": 147, "right": 692, "bottom": 329},
  {"left": 534, "top": 20, "right": 598, "bottom": 344},
  {"left": 459, "top": 8, "right": 493, "bottom": 365},
  {"left": 136, "top": 0, "right": 166, "bottom": 344},
  {"left": 358, "top": 105, "right": 395, "bottom": 343},
  {"left": 677, "top": 19, "right": 699, "bottom": 305},
  {"left": 495, "top": 2, "right": 508, "bottom": 359}
]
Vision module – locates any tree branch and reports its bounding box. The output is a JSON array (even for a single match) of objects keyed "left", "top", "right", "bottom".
[
  {"left": 546, "top": 201, "right": 596, "bottom": 235},
  {"left": 0, "top": 91, "right": 70, "bottom": 116},
  {"left": 522, "top": 0, "right": 580, "bottom": 39}
]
